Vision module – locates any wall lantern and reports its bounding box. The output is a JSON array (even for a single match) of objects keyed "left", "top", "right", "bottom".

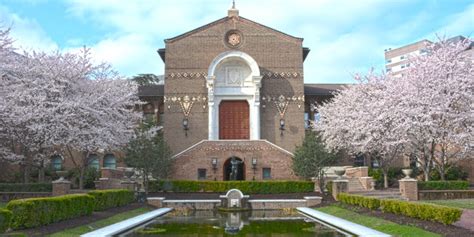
[
  {"left": 252, "top": 158, "right": 257, "bottom": 170},
  {"left": 182, "top": 118, "right": 189, "bottom": 136},
  {"left": 279, "top": 118, "right": 285, "bottom": 135},
  {"left": 212, "top": 158, "right": 218, "bottom": 171}
]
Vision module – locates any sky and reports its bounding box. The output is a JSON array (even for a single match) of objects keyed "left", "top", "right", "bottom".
[{"left": 0, "top": 0, "right": 472, "bottom": 83}]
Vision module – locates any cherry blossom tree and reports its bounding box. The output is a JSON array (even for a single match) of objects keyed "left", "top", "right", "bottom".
[
  {"left": 0, "top": 28, "right": 141, "bottom": 185},
  {"left": 399, "top": 37, "right": 473, "bottom": 180},
  {"left": 316, "top": 36, "right": 473, "bottom": 184},
  {"left": 316, "top": 72, "right": 407, "bottom": 188}
]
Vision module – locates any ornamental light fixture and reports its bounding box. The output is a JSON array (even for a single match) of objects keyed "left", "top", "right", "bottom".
[
  {"left": 252, "top": 158, "right": 257, "bottom": 170},
  {"left": 279, "top": 118, "right": 285, "bottom": 135},
  {"left": 212, "top": 158, "right": 218, "bottom": 170},
  {"left": 182, "top": 118, "right": 189, "bottom": 136}
]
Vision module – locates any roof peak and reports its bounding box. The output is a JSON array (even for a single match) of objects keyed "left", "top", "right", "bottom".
[{"left": 228, "top": 0, "right": 239, "bottom": 17}]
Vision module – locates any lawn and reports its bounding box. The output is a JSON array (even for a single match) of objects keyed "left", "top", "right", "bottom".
[
  {"left": 421, "top": 199, "right": 474, "bottom": 210},
  {"left": 316, "top": 205, "right": 441, "bottom": 237},
  {"left": 48, "top": 207, "right": 153, "bottom": 237}
]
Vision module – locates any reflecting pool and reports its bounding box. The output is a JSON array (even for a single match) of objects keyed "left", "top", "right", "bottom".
[{"left": 119, "top": 210, "right": 352, "bottom": 236}]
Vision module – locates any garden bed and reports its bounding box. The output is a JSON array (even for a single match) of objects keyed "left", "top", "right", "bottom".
[{"left": 333, "top": 203, "right": 473, "bottom": 237}]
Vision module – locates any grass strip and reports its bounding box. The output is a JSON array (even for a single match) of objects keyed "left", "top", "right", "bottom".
[{"left": 48, "top": 207, "right": 152, "bottom": 237}]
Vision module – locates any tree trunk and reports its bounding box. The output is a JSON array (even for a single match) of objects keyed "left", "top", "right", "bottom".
[
  {"left": 382, "top": 169, "right": 389, "bottom": 189},
  {"left": 38, "top": 160, "right": 45, "bottom": 183},
  {"left": 22, "top": 164, "right": 30, "bottom": 183},
  {"left": 79, "top": 166, "right": 85, "bottom": 190}
]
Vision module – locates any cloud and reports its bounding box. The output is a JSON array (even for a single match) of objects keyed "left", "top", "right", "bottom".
[{"left": 0, "top": 5, "right": 58, "bottom": 52}]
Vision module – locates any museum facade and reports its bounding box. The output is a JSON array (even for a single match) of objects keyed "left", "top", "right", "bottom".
[{"left": 139, "top": 6, "right": 347, "bottom": 181}]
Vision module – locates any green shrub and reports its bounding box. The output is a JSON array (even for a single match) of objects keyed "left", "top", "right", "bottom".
[
  {"left": 337, "top": 193, "right": 462, "bottom": 225},
  {"left": 0, "top": 208, "right": 12, "bottom": 233},
  {"left": 6, "top": 194, "right": 94, "bottom": 229},
  {"left": 325, "top": 181, "right": 333, "bottom": 194},
  {"left": 88, "top": 189, "right": 135, "bottom": 211},
  {"left": 149, "top": 180, "right": 314, "bottom": 194},
  {"left": 429, "top": 165, "right": 468, "bottom": 181},
  {"left": 368, "top": 167, "right": 403, "bottom": 188},
  {"left": 0, "top": 183, "right": 52, "bottom": 192},
  {"left": 337, "top": 193, "right": 380, "bottom": 210},
  {"left": 380, "top": 199, "right": 462, "bottom": 225},
  {"left": 418, "top": 181, "right": 469, "bottom": 190}
]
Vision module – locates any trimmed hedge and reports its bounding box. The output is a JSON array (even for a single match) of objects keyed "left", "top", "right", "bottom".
[
  {"left": 0, "top": 209, "right": 12, "bottom": 233},
  {"left": 337, "top": 193, "right": 462, "bottom": 225},
  {"left": 149, "top": 180, "right": 314, "bottom": 194},
  {"left": 6, "top": 194, "right": 94, "bottom": 229},
  {"left": 0, "top": 183, "right": 52, "bottom": 192},
  {"left": 88, "top": 189, "right": 135, "bottom": 211},
  {"left": 337, "top": 193, "right": 380, "bottom": 210},
  {"left": 418, "top": 181, "right": 469, "bottom": 190}
]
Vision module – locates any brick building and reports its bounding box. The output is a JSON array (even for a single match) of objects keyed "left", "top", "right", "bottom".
[{"left": 137, "top": 6, "right": 353, "bottom": 181}]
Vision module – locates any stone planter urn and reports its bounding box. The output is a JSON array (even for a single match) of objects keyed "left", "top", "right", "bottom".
[
  {"left": 402, "top": 169, "right": 413, "bottom": 179},
  {"left": 56, "top": 170, "right": 68, "bottom": 181},
  {"left": 334, "top": 169, "right": 346, "bottom": 180}
]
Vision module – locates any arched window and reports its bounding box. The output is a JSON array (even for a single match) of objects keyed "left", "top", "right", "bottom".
[
  {"left": 88, "top": 154, "right": 100, "bottom": 170},
  {"left": 103, "top": 154, "right": 116, "bottom": 169},
  {"left": 51, "top": 155, "right": 63, "bottom": 171}
]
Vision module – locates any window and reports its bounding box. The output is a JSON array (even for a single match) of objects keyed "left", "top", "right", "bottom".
[
  {"left": 400, "top": 55, "right": 405, "bottom": 60},
  {"left": 304, "top": 112, "right": 310, "bottom": 129},
  {"left": 314, "top": 112, "right": 320, "bottom": 123},
  {"left": 385, "top": 59, "right": 392, "bottom": 64},
  {"left": 354, "top": 154, "right": 365, "bottom": 167},
  {"left": 88, "top": 154, "right": 100, "bottom": 170},
  {"left": 262, "top": 168, "right": 271, "bottom": 180},
  {"left": 51, "top": 155, "right": 63, "bottom": 171},
  {"left": 198, "top": 169, "right": 207, "bottom": 180},
  {"left": 386, "top": 68, "right": 392, "bottom": 72},
  {"left": 103, "top": 154, "right": 116, "bottom": 169}
]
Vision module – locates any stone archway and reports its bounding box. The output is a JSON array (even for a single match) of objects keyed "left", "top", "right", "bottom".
[
  {"left": 223, "top": 156, "right": 245, "bottom": 181},
  {"left": 206, "top": 51, "right": 262, "bottom": 141}
]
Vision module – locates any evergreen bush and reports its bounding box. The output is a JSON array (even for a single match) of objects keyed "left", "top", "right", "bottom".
[
  {"left": 6, "top": 194, "right": 94, "bottom": 229},
  {"left": 418, "top": 181, "right": 469, "bottom": 190},
  {"left": 0, "top": 183, "right": 52, "bottom": 192},
  {"left": 149, "top": 180, "right": 314, "bottom": 194},
  {"left": 0, "top": 209, "right": 12, "bottom": 233},
  {"left": 88, "top": 189, "right": 135, "bottom": 211}
]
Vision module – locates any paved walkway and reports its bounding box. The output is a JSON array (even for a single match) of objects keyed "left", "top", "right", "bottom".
[{"left": 454, "top": 209, "right": 474, "bottom": 232}]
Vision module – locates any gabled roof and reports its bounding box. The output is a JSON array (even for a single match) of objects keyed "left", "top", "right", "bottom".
[{"left": 164, "top": 16, "right": 303, "bottom": 43}]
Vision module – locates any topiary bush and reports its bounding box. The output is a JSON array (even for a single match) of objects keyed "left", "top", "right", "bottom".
[
  {"left": 337, "top": 193, "right": 462, "bottom": 225},
  {"left": 0, "top": 208, "right": 12, "bottom": 233},
  {"left": 6, "top": 194, "right": 94, "bottom": 229},
  {"left": 0, "top": 183, "right": 52, "bottom": 192},
  {"left": 88, "top": 189, "right": 135, "bottom": 211},
  {"left": 418, "top": 181, "right": 469, "bottom": 190},
  {"left": 148, "top": 180, "right": 314, "bottom": 194}
]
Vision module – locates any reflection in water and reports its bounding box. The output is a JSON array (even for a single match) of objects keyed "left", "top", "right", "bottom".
[{"left": 120, "top": 210, "right": 350, "bottom": 236}]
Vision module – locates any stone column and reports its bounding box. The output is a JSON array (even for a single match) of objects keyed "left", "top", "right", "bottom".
[
  {"left": 52, "top": 179, "right": 71, "bottom": 196},
  {"left": 332, "top": 180, "right": 348, "bottom": 201},
  {"left": 148, "top": 197, "right": 165, "bottom": 208},
  {"left": 399, "top": 178, "right": 418, "bottom": 201}
]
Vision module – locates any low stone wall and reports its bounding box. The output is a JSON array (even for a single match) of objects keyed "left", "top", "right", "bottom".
[
  {"left": 147, "top": 196, "right": 322, "bottom": 210},
  {"left": 418, "top": 190, "right": 474, "bottom": 200},
  {"left": 0, "top": 192, "right": 51, "bottom": 202}
]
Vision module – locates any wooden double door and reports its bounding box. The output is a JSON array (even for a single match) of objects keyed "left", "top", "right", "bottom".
[{"left": 219, "top": 100, "right": 249, "bottom": 140}]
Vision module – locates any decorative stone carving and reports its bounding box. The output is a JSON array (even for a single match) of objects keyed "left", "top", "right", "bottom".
[
  {"left": 261, "top": 71, "right": 302, "bottom": 79},
  {"left": 167, "top": 72, "right": 207, "bottom": 79}
]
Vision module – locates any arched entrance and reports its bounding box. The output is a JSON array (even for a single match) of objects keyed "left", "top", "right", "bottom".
[{"left": 223, "top": 157, "right": 245, "bottom": 180}]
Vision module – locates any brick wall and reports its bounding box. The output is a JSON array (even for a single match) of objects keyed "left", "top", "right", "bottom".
[{"left": 163, "top": 16, "right": 305, "bottom": 155}]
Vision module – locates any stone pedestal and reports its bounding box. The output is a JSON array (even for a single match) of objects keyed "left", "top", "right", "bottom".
[
  {"left": 399, "top": 178, "right": 418, "bottom": 201},
  {"left": 121, "top": 181, "right": 137, "bottom": 191},
  {"left": 147, "top": 197, "right": 165, "bottom": 208},
  {"left": 332, "top": 180, "right": 348, "bottom": 201},
  {"left": 52, "top": 180, "right": 71, "bottom": 196}
]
